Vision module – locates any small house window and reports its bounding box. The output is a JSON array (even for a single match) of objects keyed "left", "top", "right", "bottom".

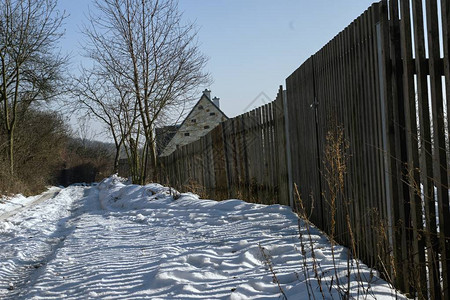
[
  {"left": 191, "top": 119, "right": 196, "bottom": 123},
  {"left": 209, "top": 112, "right": 216, "bottom": 116},
  {"left": 204, "top": 125, "right": 210, "bottom": 129},
  {"left": 198, "top": 105, "right": 204, "bottom": 110},
  {"left": 184, "top": 132, "right": 190, "bottom": 136}
]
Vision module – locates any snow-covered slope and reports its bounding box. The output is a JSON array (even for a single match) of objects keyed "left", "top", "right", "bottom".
[{"left": 0, "top": 176, "right": 405, "bottom": 299}]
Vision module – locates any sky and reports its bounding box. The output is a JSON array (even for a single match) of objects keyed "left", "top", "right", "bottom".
[{"left": 56, "top": 0, "right": 378, "bottom": 137}]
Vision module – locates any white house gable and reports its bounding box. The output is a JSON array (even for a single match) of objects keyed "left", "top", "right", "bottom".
[{"left": 160, "top": 90, "right": 228, "bottom": 156}]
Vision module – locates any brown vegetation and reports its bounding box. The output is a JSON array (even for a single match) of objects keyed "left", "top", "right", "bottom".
[{"left": 0, "top": 108, "right": 115, "bottom": 195}]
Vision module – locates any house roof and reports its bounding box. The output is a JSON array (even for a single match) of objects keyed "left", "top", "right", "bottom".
[
  {"left": 155, "top": 125, "right": 181, "bottom": 155},
  {"left": 175, "top": 92, "right": 229, "bottom": 130},
  {"left": 159, "top": 91, "right": 229, "bottom": 156}
]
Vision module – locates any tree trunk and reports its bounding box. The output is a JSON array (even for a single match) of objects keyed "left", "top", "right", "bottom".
[
  {"left": 112, "top": 136, "right": 123, "bottom": 174},
  {"left": 7, "top": 127, "right": 14, "bottom": 176},
  {"left": 113, "top": 144, "right": 120, "bottom": 174},
  {"left": 149, "top": 137, "right": 157, "bottom": 182},
  {"left": 141, "top": 141, "right": 148, "bottom": 185}
]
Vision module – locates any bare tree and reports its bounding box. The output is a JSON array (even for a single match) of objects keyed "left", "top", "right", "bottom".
[
  {"left": 82, "top": 0, "right": 210, "bottom": 184},
  {"left": 71, "top": 69, "right": 130, "bottom": 173},
  {"left": 0, "top": 0, "right": 67, "bottom": 176}
]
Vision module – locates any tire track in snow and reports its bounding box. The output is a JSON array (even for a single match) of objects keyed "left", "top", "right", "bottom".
[{"left": 0, "top": 187, "right": 90, "bottom": 298}]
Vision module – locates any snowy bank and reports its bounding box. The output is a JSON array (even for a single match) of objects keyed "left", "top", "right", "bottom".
[{"left": 0, "top": 175, "right": 405, "bottom": 299}]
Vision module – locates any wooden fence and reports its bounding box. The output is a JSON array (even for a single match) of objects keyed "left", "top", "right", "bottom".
[
  {"left": 161, "top": 87, "right": 289, "bottom": 206},
  {"left": 286, "top": 0, "right": 391, "bottom": 292},
  {"left": 161, "top": 0, "right": 450, "bottom": 298}
]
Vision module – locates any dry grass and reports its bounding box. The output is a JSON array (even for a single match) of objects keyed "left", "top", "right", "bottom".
[
  {"left": 292, "top": 125, "right": 398, "bottom": 299},
  {"left": 181, "top": 178, "right": 207, "bottom": 199},
  {"left": 258, "top": 243, "right": 288, "bottom": 299}
]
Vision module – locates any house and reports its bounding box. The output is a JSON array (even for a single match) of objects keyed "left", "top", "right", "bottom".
[{"left": 159, "top": 89, "right": 228, "bottom": 157}]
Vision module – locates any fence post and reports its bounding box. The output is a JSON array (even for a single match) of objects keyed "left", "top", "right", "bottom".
[{"left": 282, "top": 89, "right": 294, "bottom": 208}]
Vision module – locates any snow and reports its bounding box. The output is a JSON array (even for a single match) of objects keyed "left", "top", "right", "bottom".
[
  {"left": 0, "top": 175, "right": 406, "bottom": 299},
  {"left": 0, "top": 186, "right": 60, "bottom": 219}
]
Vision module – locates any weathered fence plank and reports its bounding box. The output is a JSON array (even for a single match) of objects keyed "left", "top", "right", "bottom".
[
  {"left": 400, "top": 1, "right": 427, "bottom": 295},
  {"left": 411, "top": 1, "right": 440, "bottom": 297}
]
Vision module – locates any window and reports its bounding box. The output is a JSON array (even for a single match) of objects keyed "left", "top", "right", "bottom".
[
  {"left": 209, "top": 112, "right": 216, "bottom": 116},
  {"left": 204, "top": 125, "right": 210, "bottom": 129},
  {"left": 198, "top": 105, "right": 204, "bottom": 110},
  {"left": 191, "top": 119, "right": 196, "bottom": 123},
  {"left": 184, "top": 132, "right": 190, "bottom": 136}
]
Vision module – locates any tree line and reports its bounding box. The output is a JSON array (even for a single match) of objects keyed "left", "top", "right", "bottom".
[{"left": 0, "top": 0, "right": 209, "bottom": 194}]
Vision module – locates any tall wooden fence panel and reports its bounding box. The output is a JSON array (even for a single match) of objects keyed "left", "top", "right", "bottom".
[
  {"left": 286, "top": 0, "right": 390, "bottom": 280},
  {"left": 285, "top": 0, "right": 450, "bottom": 297},
  {"left": 285, "top": 58, "right": 323, "bottom": 227},
  {"left": 386, "top": 1, "right": 450, "bottom": 296}
]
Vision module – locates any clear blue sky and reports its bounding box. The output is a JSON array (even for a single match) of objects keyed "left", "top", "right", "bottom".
[{"left": 57, "top": 0, "right": 377, "bottom": 121}]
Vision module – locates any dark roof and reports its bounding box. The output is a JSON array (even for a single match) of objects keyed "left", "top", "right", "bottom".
[{"left": 155, "top": 125, "right": 180, "bottom": 155}]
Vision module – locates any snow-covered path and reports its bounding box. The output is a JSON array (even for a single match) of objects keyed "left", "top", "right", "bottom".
[
  {"left": 0, "top": 176, "right": 405, "bottom": 299},
  {"left": 0, "top": 187, "right": 86, "bottom": 298}
]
